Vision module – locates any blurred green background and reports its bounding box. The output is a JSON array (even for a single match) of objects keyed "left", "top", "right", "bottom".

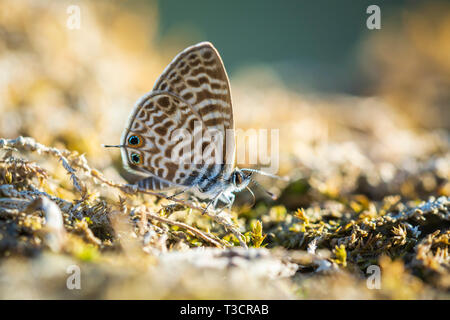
[{"left": 156, "top": 0, "right": 409, "bottom": 94}]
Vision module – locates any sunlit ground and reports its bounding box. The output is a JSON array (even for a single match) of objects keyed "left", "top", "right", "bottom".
[{"left": 0, "top": 0, "right": 449, "bottom": 299}]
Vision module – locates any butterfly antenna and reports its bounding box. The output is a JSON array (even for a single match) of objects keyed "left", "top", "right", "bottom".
[
  {"left": 102, "top": 144, "right": 123, "bottom": 148},
  {"left": 241, "top": 168, "right": 289, "bottom": 182}
]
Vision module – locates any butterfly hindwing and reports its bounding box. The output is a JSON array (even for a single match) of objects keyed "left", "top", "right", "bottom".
[
  {"left": 121, "top": 92, "right": 225, "bottom": 188},
  {"left": 137, "top": 176, "right": 173, "bottom": 191}
]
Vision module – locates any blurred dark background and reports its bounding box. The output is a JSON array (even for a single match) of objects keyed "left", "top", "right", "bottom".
[{"left": 155, "top": 0, "right": 411, "bottom": 94}]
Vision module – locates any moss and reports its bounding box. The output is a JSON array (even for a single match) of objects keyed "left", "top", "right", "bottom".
[{"left": 0, "top": 0, "right": 449, "bottom": 299}]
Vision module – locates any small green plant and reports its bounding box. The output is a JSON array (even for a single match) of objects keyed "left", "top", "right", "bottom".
[
  {"left": 250, "top": 220, "right": 266, "bottom": 248},
  {"left": 333, "top": 244, "right": 347, "bottom": 267}
]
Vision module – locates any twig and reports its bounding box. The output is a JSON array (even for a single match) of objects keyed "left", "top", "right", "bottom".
[
  {"left": 145, "top": 209, "right": 225, "bottom": 248},
  {"left": 0, "top": 136, "right": 85, "bottom": 194},
  {"left": 0, "top": 184, "right": 73, "bottom": 211}
]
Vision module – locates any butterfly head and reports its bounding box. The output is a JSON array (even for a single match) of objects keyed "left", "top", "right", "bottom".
[
  {"left": 234, "top": 168, "right": 290, "bottom": 201},
  {"left": 230, "top": 169, "right": 252, "bottom": 192}
]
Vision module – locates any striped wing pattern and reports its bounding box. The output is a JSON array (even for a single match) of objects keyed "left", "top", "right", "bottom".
[
  {"left": 153, "top": 42, "right": 235, "bottom": 168},
  {"left": 121, "top": 42, "right": 235, "bottom": 193}
]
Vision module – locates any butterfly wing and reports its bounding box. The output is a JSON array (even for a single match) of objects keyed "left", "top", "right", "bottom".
[
  {"left": 152, "top": 42, "right": 235, "bottom": 171},
  {"left": 120, "top": 42, "right": 236, "bottom": 192},
  {"left": 121, "top": 91, "right": 223, "bottom": 190}
]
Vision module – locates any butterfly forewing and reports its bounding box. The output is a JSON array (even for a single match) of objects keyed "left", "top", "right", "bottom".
[{"left": 153, "top": 42, "right": 235, "bottom": 169}]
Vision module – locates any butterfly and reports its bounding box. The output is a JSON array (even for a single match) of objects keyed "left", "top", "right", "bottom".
[{"left": 105, "top": 42, "right": 281, "bottom": 211}]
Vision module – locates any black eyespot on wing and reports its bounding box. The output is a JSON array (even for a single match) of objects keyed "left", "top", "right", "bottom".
[
  {"left": 130, "top": 153, "right": 141, "bottom": 164},
  {"left": 128, "top": 135, "right": 140, "bottom": 145},
  {"left": 127, "top": 133, "right": 144, "bottom": 148}
]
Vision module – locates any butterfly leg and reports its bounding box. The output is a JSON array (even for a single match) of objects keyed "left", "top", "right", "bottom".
[
  {"left": 227, "top": 193, "right": 235, "bottom": 210},
  {"left": 202, "top": 190, "right": 224, "bottom": 215},
  {"left": 166, "top": 186, "right": 192, "bottom": 201},
  {"left": 212, "top": 193, "right": 235, "bottom": 215},
  {"left": 223, "top": 193, "right": 235, "bottom": 212}
]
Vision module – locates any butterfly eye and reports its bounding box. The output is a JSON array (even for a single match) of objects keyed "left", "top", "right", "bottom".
[
  {"left": 236, "top": 173, "right": 243, "bottom": 185},
  {"left": 130, "top": 153, "right": 141, "bottom": 165},
  {"left": 232, "top": 171, "right": 244, "bottom": 186}
]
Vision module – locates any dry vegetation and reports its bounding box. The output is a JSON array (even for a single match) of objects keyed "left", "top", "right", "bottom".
[{"left": 0, "top": 0, "right": 449, "bottom": 299}]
